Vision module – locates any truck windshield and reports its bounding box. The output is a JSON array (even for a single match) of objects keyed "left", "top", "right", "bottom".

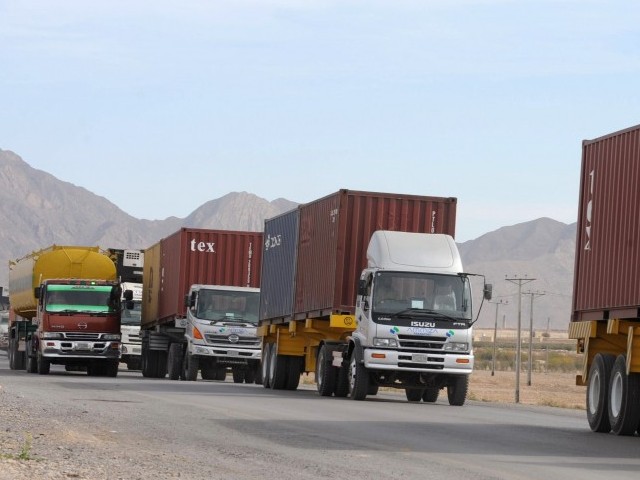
[
  {"left": 121, "top": 301, "right": 142, "bottom": 326},
  {"left": 196, "top": 290, "right": 260, "bottom": 324},
  {"left": 45, "top": 285, "right": 118, "bottom": 314},
  {"left": 372, "top": 272, "right": 472, "bottom": 320}
]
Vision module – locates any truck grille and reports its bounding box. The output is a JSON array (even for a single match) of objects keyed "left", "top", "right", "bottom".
[
  {"left": 397, "top": 334, "right": 447, "bottom": 352},
  {"left": 65, "top": 333, "right": 101, "bottom": 341},
  {"left": 204, "top": 334, "right": 260, "bottom": 348}
]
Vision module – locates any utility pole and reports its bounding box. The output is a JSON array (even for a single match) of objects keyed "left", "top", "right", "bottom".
[
  {"left": 505, "top": 275, "right": 535, "bottom": 403},
  {"left": 488, "top": 299, "right": 508, "bottom": 376},
  {"left": 524, "top": 291, "right": 545, "bottom": 386}
]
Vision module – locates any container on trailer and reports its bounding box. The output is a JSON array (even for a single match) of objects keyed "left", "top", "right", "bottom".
[
  {"left": 572, "top": 124, "right": 640, "bottom": 322},
  {"left": 142, "top": 228, "right": 262, "bottom": 328}
]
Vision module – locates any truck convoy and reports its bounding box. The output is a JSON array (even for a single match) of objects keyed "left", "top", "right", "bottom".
[
  {"left": 108, "top": 248, "right": 144, "bottom": 370},
  {"left": 7, "top": 245, "right": 123, "bottom": 376},
  {"left": 258, "top": 189, "right": 491, "bottom": 404},
  {"left": 569, "top": 124, "right": 640, "bottom": 435},
  {"left": 141, "top": 228, "right": 262, "bottom": 382}
]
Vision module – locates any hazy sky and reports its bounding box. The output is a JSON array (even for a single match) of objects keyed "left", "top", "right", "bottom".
[{"left": 1, "top": 0, "right": 639, "bottom": 242}]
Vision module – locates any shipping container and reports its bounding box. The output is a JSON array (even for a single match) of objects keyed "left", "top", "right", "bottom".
[
  {"left": 572, "top": 124, "right": 640, "bottom": 322},
  {"left": 142, "top": 228, "right": 263, "bottom": 329},
  {"left": 260, "top": 189, "right": 457, "bottom": 324}
]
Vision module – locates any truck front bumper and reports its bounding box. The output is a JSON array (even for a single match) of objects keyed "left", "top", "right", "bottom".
[
  {"left": 189, "top": 343, "right": 261, "bottom": 363},
  {"left": 121, "top": 342, "right": 142, "bottom": 357},
  {"left": 42, "top": 340, "right": 121, "bottom": 359},
  {"left": 363, "top": 348, "right": 473, "bottom": 375}
]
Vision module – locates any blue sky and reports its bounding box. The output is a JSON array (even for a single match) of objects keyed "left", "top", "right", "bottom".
[{"left": 1, "top": 0, "right": 639, "bottom": 242}]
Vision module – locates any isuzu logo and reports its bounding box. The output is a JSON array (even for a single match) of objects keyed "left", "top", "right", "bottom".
[
  {"left": 228, "top": 334, "right": 240, "bottom": 343},
  {"left": 411, "top": 321, "right": 436, "bottom": 328},
  {"left": 77, "top": 322, "right": 88, "bottom": 329}
]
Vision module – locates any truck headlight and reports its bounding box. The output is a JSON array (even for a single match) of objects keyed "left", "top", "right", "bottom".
[
  {"left": 443, "top": 342, "right": 469, "bottom": 352},
  {"left": 373, "top": 337, "right": 398, "bottom": 348},
  {"left": 102, "top": 334, "right": 121, "bottom": 341},
  {"left": 42, "top": 332, "right": 63, "bottom": 339}
]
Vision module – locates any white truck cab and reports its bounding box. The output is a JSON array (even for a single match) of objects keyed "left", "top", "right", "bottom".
[{"left": 120, "top": 281, "right": 143, "bottom": 370}]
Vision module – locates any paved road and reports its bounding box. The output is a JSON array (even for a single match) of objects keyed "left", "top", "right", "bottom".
[{"left": 1, "top": 351, "right": 639, "bottom": 479}]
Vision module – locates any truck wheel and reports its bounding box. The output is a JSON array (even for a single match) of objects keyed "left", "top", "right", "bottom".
[
  {"left": 216, "top": 366, "right": 227, "bottom": 381},
  {"left": 405, "top": 388, "right": 423, "bottom": 402},
  {"left": 26, "top": 349, "right": 38, "bottom": 374},
  {"left": 167, "top": 343, "right": 183, "bottom": 380},
  {"left": 269, "top": 343, "right": 288, "bottom": 390},
  {"left": 586, "top": 353, "right": 615, "bottom": 433},
  {"left": 285, "top": 357, "right": 302, "bottom": 391},
  {"left": 37, "top": 352, "right": 50, "bottom": 375},
  {"left": 316, "top": 345, "right": 337, "bottom": 396},
  {"left": 608, "top": 354, "right": 640, "bottom": 436},
  {"left": 232, "top": 367, "right": 244, "bottom": 383},
  {"left": 261, "top": 343, "right": 272, "bottom": 388},
  {"left": 244, "top": 367, "right": 257, "bottom": 384},
  {"left": 183, "top": 353, "right": 199, "bottom": 381},
  {"left": 447, "top": 375, "right": 469, "bottom": 406},
  {"left": 368, "top": 384, "right": 379, "bottom": 396},
  {"left": 105, "top": 361, "right": 119, "bottom": 378},
  {"left": 127, "top": 358, "right": 142, "bottom": 371},
  {"left": 422, "top": 387, "right": 439, "bottom": 403},
  {"left": 348, "top": 349, "right": 369, "bottom": 401}
]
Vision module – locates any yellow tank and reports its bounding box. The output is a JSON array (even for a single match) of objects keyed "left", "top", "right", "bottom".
[{"left": 8, "top": 245, "right": 117, "bottom": 320}]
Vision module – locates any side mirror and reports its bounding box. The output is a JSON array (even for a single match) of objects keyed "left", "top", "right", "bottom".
[
  {"left": 34, "top": 287, "right": 41, "bottom": 300},
  {"left": 484, "top": 283, "right": 493, "bottom": 301},
  {"left": 123, "top": 289, "right": 134, "bottom": 301},
  {"left": 357, "top": 279, "right": 368, "bottom": 297}
]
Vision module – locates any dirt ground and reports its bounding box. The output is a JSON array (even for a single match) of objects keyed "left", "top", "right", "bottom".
[{"left": 468, "top": 369, "right": 585, "bottom": 409}]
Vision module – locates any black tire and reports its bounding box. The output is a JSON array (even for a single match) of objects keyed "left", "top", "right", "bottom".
[
  {"left": 368, "top": 384, "right": 379, "bottom": 396},
  {"left": 26, "top": 346, "right": 38, "bottom": 374},
  {"left": 200, "top": 361, "right": 216, "bottom": 380},
  {"left": 316, "top": 345, "right": 337, "bottom": 396},
  {"left": 167, "top": 343, "right": 183, "bottom": 380},
  {"left": 244, "top": 367, "right": 257, "bottom": 384},
  {"left": 232, "top": 368, "right": 245, "bottom": 383},
  {"left": 37, "top": 352, "right": 50, "bottom": 375},
  {"left": 608, "top": 354, "right": 640, "bottom": 436},
  {"left": 586, "top": 353, "right": 615, "bottom": 433},
  {"left": 126, "top": 358, "right": 142, "bottom": 371},
  {"left": 447, "top": 375, "right": 469, "bottom": 406},
  {"left": 215, "top": 366, "right": 227, "bottom": 381},
  {"left": 348, "top": 348, "right": 369, "bottom": 401},
  {"left": 262, "top": 343, "right": 272, "bottom": 388},
  {"left": 422, "top": 387, "right": 440, "bottom": 403},
  {"left": 183, "top": 353, "right": 199, "bottom": 381},
  {"left": 285, "top": 357, "right": 302, "bottom": 391},
  {"left": 156, "top": 351, "right": 168, "bottom": 378},
  {"left": 269, "top": 344, "right": 288, "bottom": 390},
  {"left": 105, "top": 361, "right": 119, "bottom": 378},
  {"left": 334, "top": 360, "right": 350, "bottom": 398},
  {"left": 405, "top": 388, "right": 424, "bottom": 402}
]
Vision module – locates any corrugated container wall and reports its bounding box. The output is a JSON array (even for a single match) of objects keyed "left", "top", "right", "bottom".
[
  {"left": 259, "top": 209, "right": 299, "bottom": 322},
  {"left": 142, "top": 228, "right": 263, "bottom": 328},
  {"left": 291, "top": 190, "right": 456, "bottom": 320},
  {"left": 572, "top": 124, "right": 640, "bottom": 322}
]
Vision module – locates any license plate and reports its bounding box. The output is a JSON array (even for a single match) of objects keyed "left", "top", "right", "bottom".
[
  {"left": 228, "top": 350, "right": 239, "bottom": 356},
  {"left": 76, "top": 342, "right": 91, "bottom": 351},
  {"left": 413, "top": 354, "right": 429, "bottom": 363}
]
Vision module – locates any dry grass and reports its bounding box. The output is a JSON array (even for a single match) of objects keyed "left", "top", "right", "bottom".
[{"left": 468, "top": 369, "right": 585, "bottom": 409}]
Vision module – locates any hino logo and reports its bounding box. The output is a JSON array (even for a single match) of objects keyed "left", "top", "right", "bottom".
[
  {"left": 228, "top": 334, "right": 240, "bottom": 343},
  {"left": 411, "top": 321, "right": 436, "bottom": 328},
  {"left": 190, "top": 239, "right": 216, "bottom": 253},
  {"left": 77, "top": 322, "right": 88, "bottom": 329}
]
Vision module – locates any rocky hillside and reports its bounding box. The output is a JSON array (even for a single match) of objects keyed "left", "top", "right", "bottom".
[{"left": 0, "top": 149, "right": 576, "bottom": 330}]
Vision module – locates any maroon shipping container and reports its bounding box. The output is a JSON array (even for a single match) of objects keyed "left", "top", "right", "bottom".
[
  {"left": 142, "top": 228, "right": 263, "bottom": 329},
  {"left": 292, "top": 189, "right": 457, "bottom": 320},
  {"left": 572, "top": 124, "right": 640, "bottom": 322}
]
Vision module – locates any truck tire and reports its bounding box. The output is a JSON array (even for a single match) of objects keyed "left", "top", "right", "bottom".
[
  {"left": 334, "top": 361, "right": 349, "bottom": 398},
  {"left": 37, "top": 352, "right": 50, "bottom": 375},
  {"left": 216, "top": 366, "right": 227, "bottom": 381},
  {"left": 348, "top": 349, "right": 369, "bottom": 401},
  {"left": 244, "top": 367, "right": 257, "bottom": 384},
  {"left": 422, "top": 387, "right": 439, "bottom": 403},
  {"left": 232, "top": 367, "right": 244, "bottom": 383},
  {"left": 269, "top": 343, "right": 288, "bottom": 390},
  {"left": 608, "top": 354, "right": 640, "bottom": 436},
  {"left": 183, "top": 353, "right": 199, "bottom": 381},
  {"left": 368, "top": 384, "right": 379, "bottom": 396},
  {"left": 167, "top": 343, "right": 183, "bottom": 380},
  {"left": 26, "top": 349, "right": 38, "bottom": 374},
  {"left": 405, "top": 388, "right": 423, "bottom": 402},
  {"left": 127, "top": 358, "right": 142, "bottom": 371},
  {"left": 316, "top": 345, "right": 337, "bottom": 396},
  {"left": 261, "top": 343, "right": 272, "bottom": 388},
  {"left": 586, "top": 353, "right": 615, "bottom": 433},
  {"left": 285, "top": 356, "right": 302, "bottom": 391},
  {"left": 447, "top": 375, "right": 468, "bottom": 406},
  {"left": 105, "top": 361, "right": 119, "bottom": 378}
]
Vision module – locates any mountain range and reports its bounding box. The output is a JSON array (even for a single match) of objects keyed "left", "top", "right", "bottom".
[{"left": 0, "top": 149, "right": 576, "bottom": 330}]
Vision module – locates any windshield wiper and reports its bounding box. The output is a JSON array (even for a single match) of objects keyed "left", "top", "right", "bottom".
[{"left": 390, "top": 308, "right": 461, "bottom": 323}]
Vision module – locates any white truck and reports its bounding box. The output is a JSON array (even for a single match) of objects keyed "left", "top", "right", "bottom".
[{"left": 120, "top": 281, "right": 143, "bottom": 370}]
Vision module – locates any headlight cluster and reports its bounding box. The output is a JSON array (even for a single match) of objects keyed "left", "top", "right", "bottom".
[
  {"left": 373, "top": 337, "right": 398, "bottom": 348},
  {"left": 42, "top": 332, "right": 63, "bottom": 339},
  {"left": 443, "top": 342, "right": 469, "bottom": 352},
  {"left": 102, "top": 334, "right": 121, "bottom": 341}
]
